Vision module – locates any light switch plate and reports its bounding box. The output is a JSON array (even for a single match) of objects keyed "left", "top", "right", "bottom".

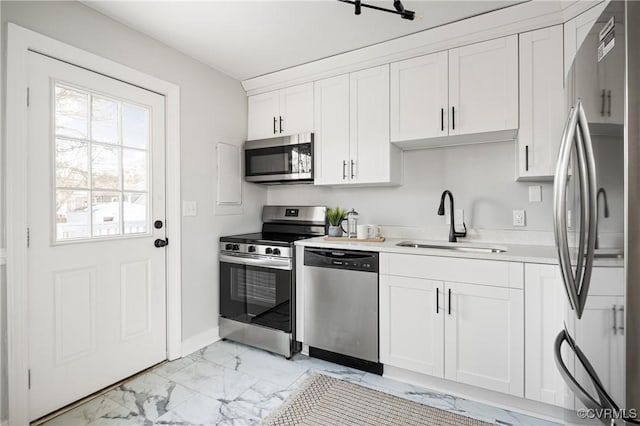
[
  {"left": 183, "top": 201, "right": 197, "bottom": 217},
  {"left": 529, "top": 185, "right": 542, "bottom": 202},
  {"left": 513, "top": 210, "right": 526, "bottom": 227}
]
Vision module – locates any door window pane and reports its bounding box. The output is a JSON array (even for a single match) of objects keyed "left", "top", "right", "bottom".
[
  {"left": 92, "top": 145, "right": 121, "bottom": 190},
  {"left": 55, "top": 86, "right": 88, "bottom": 139},
  {"left": 92, "top": 192, "right": 121, "bottom": 237},
  {"left": 56, "top": 190, "right": 90, "bottom": 240},
  {"left": 124, "top": 193, "right": 148, "bottom": 234},
  {"left": 123, "top": 149, "right": 147, "bottom": 191},
  {"left": 53, "top": 83, "right": 152, "bottom": 242},
  {"left": 55, "top": 139, "right": 89, "bottom": 188},
  {"left": 122, "top": 104, "right": 148, "bottom": 149},
  {"left": 91, "top": 97, "right": 119, "bottom": 144}
]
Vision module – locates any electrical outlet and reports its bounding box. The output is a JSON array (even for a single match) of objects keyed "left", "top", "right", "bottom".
[
  {"left": 513, "top": 210, "right": 526, "bottom": 227},
  {"left": 445, "top": 209, "right": 464, "bottom": 225}
]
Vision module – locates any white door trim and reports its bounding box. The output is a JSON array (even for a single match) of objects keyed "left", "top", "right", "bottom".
[{"left": 6, "top": 23, "right": 182, "bottom": 425}]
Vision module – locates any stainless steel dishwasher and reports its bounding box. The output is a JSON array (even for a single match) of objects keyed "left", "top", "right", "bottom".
[{"left": 303, "top": 247, "right": 382, "bottom": 374}]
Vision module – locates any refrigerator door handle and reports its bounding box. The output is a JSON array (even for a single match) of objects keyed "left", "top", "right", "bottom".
[
  {"left": 554, "top": 105, "right": 580, "bottom": 312},
  {"left": 575, "top": 101, "right": 598, "bottom": 318},
  {"left": 553, "top": 100, "right": 597, "bottom": 319}
]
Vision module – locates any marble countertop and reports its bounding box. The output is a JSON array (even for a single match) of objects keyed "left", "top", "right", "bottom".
[{"left": 295, "top": 237, "right": 624, "bottom": 267}]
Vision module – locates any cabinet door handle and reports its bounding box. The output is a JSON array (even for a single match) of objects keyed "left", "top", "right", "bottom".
[
  {"left": 619, "top": 305, "right": 625, "bottom": 334},
  {"left": 607, "top": 90, "right": 612, "bottom": 117},
  {"left": 613, "top": 305, "right": 617, "bottom": 335},
  {"left": 448, "top": 288, "right": 452, "bottom": 315},
  {"left": 342, "top": 160, "right": 347, "bottom": 180},
  {"left": 350, "top": 160, "right": 355, "bottom": 179},
  {"left": 452, "top": 106, "right": 456, "bottom": 130},
  {"left": 273, "top": 117, "right": 277, "bottom": 134},
  {"left": 601, "top": 90, "right": 606, "bottom": 116},
  {"left": 436, "top": 288, "right": 439, "bottom": 314},
  {"left": 279, "top": 116, "right": 284, "bottom": 133},
  {"left": 441, "top": 108, "right": 444, "bottom": 132},
  {"left": 525, "top": 145, "right": 529, "bottom": 171}
]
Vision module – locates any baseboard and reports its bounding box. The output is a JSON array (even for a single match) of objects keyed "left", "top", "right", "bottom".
[
  {"left": 181, "top": 326, "right": 220, "bottom": 357},
  {"left": 383, "top": 365, "right": 574, "bottom": 425}
]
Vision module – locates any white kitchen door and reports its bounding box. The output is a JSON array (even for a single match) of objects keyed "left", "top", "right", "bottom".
[{"left": 27, "top": 51, "right": 167, "bottom": 420}]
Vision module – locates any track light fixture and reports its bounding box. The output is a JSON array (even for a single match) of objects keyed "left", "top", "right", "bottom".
[{"left": 338, "top": 0, "right": 417, "bottom": 20}]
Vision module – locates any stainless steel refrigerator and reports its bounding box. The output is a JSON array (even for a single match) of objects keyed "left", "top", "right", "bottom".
[{"left": 553, "top": 1, "right": 639, "bottom": 424}]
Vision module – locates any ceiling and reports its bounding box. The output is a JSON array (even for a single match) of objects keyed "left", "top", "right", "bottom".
[{"left": 84, "top": 1, "right": 525, "bottom": 81}]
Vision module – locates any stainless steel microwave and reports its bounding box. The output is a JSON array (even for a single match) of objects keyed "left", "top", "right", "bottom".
[{"left": 244, "top": 133, "right": 313, "bottom": 184}]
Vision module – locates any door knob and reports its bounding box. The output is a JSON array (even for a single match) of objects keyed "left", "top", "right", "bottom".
[{"left": 154, "top": 238, "right": 169, "bottom": 248}]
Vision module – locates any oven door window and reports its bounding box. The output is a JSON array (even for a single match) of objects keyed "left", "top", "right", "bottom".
[{"left": 220, "top": 262, "right": 292, "bottom": 332}]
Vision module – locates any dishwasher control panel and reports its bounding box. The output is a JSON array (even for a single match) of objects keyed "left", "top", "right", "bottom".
[{"left": 304, "top": 247, "right": 378, "bottom": 273}]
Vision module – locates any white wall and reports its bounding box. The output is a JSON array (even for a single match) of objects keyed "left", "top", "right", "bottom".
[
  {"left": 1, "top": 1, "right": 266, "bottom": 345},
  {"left": 269, "top": 141, "right": 556, "bottom": 237}
]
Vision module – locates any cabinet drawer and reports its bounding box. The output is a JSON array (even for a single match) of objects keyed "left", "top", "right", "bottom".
[{"left": 380, "top": 253, "right": 523, "bottom": 289}]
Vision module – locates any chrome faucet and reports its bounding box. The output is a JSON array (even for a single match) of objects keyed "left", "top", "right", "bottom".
[
  {"left": 437, "top": 190, "right": 467, "bottom": 243},
  {"left": 595, "top": 187, "right": 609, "bottom": 250}
]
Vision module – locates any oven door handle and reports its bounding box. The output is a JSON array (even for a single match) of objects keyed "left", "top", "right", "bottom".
[{"left": 220, "top": 254, "right": 292, "bottom": 271}]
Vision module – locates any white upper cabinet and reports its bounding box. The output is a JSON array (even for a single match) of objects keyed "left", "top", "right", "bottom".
[
  {"left": 350, "top": 65, "right": 399, "bottom": 185},
  {"left": 448, "top": 35, "right": 519, "bottom": 137},
  {"left": 314, "top": 64, "right": 401, "bottom": 186},
  {"left": 247, "top": 82, "right": 313, "bottom": 140},
  {"left": 517, "top": 25, "right": 566, "bottom": 180},
  {"left": 247, "top": 91, "right": 280, "bottom": 140},
  {"left": 313, "top": 74, "right": 350, "bottom": 186},
  {"left": 389, "top": 35, "right": 518, "bottom": 149},
  {"left": 390, "top": 51, "right": 449, "bottom": 142},
  {"left": 279, "top": 83, "right": 314, "bottom": 136}
]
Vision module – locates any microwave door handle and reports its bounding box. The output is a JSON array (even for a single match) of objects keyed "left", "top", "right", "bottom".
[
  {"left": 554, "top": 104, "right": 580, "bottom": 312},
  {"left": 575, "top": 101, "right": 598, "bottom": 318}
]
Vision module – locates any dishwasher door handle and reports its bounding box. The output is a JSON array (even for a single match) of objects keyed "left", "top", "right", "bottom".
[{"left": 305, "top": 248, "right": 377, "bottom": 260}]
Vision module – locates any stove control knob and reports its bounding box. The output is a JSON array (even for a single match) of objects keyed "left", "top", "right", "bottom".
[
  {"left": 273, "top": 248, "right": 281, "bottom": 256},
  {"left": 248, "top": 245, "right": 256, "bottom": 253},
  {"left": 225, "top": 243, "right": 233, "bottom": 250},
  {"left": 265, "top": 247, "right": 273, "bottom": 255},
  {"left": 232, "top": 244, "right": 240, "bottom": 251}
]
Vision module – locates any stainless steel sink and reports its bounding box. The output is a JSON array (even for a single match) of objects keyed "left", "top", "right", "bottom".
[{"left": 396, "top": 241, "right": 507, "bottom": 254}]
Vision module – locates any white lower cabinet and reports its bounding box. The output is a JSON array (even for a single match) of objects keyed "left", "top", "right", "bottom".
[
  {"left": 575, "top": 295, "right": 625, "bottom": 407},
  {"left": 380, "top": 275, "right": 444, "bottom": 377},
  {"left": 524, "top": 264, "right": 575, "bottom": 409},
  {"left": 444, "top": 281, "right": 524, "bottom": 397},
  {"left": 525, "top": 264, "right": 625, "bottom": 410},
  {"left": 379, "top": 254, "right": 524, "bottom": 397}
]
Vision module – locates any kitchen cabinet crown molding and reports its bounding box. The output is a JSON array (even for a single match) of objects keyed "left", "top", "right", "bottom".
[{"left": 242, "top": 1, "right": 602, "bottom": 96}]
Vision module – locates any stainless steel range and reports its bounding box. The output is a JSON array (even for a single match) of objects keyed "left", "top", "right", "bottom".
[{"left": 219, "top": 205, "right": 326, "bottom": 358}]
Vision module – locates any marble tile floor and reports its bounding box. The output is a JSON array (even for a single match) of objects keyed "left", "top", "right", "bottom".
[{"left": 42, "top": 340, "right": 560, "bottom": 426}]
